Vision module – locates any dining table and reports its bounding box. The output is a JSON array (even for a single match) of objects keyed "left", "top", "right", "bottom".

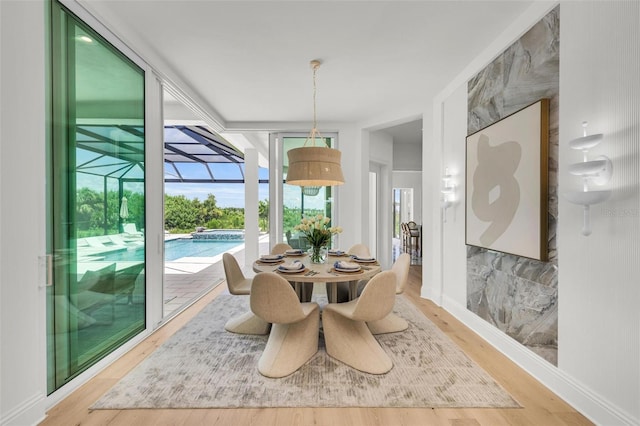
[{"left": 252, "top": 252, "right": 382, "bottom": 303}]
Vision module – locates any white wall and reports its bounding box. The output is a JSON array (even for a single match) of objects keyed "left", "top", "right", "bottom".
[
  {"left": 0, "top": 1, "right": 48, "bottom": 424},
  {"left": 558, "top": 2, "right": 639, "bottom": 423},
  {"left": 369, "top": 130, "right": 394, "bottom": 268},
  {"left": 393, "top": 143, "right": 421, "bottom": 171},
  {"left": 333, "top": 124, "right": 365, "bottom": 252},
  {"left": 440, "top": 84, "right": 468, "bottom": 306},
  {"left": 431, "top": 2, "right": 639, "bottom": 425}
]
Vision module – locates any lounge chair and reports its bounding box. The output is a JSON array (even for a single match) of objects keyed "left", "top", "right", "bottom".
[
  {"left": 77, "top": 237, "right": 127, "bottom": 257},
  {"left": 109, "top": 234, "right": 144, "bottom": 249},
  {"left": 123, "top": 223, "right": 143, "bottom": 237}
]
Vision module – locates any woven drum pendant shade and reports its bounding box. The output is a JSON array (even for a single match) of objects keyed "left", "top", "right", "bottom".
[{"left": 286, "top": 146, "right": 344, "bottom": 187}]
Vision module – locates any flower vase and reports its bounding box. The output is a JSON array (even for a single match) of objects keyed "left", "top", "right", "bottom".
[{"left": 310, "top": 245, "right": 328, "bottom": 264}]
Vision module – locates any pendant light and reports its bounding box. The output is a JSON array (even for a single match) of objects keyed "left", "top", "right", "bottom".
[
  {"left": 286, "top": 60, "right": 345, "bottom": 188},
  {"left": 301, "top": 186, "right": 321, "bottom": 196}
]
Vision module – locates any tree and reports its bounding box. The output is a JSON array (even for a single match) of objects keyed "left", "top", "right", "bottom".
[
  {"left": 258, "top": 199, "right": 269, "bottom": 232},
  {"left": 164, "top": 194, "right": 198, "bottom": 231}
]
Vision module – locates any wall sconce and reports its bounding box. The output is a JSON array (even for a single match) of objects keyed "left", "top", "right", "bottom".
[
  {"left": 563, "top": 121, "right": 612, "bottom": 236},
  {"left": 441, "top": 167, "right": 456, "bottom": 222}
]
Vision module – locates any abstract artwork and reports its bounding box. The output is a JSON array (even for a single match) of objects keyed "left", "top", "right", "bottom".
[{"left": 466, "top": 99, "right": 549, "bottom": 261}]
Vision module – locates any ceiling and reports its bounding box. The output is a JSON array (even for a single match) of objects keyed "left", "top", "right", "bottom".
[{"left": 81, "top": 1, "right": 532, "bottom": 150}]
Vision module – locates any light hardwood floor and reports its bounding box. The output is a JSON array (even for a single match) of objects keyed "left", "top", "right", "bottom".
[{"left": 41, "top": 266, "right": 593, "bottom": 426}]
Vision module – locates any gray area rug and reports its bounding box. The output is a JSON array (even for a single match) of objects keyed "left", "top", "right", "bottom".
[{"left": 92, "top": 294, "right": 521, "bottom": 409}]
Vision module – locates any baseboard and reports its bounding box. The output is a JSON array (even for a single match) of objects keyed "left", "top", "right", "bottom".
[
  {"left": 0, "top": 392, "right": 46, "bottom": 426},
  {"left": 441, "top": 295, "right": 638, "bottom": 426},
  {"left": 44, "top": 329, "right": 150, "bottom": 412}
]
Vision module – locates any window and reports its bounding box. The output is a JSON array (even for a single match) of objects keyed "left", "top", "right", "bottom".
[{"left": 281, "top": 135, "right": 336, "bottom": 250}]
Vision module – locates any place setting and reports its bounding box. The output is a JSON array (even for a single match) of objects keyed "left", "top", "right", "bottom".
[
  {"left": 331, "top": 260, "right": 364, "bottom": 274},
  {"left": 275, "top": 260, "right": 307, "bottom": 275},
  {"left": 328, "top": 249, "right": 349, "bottom": 257},
  {"left": 284, "top": 248, "right": 306, "bottom": 257},
  {"left": 350, "top": 254, "right": 378, "bottom": 264},
  {"left": 255, "top": 254, "right": 285, "bottom": 265}
]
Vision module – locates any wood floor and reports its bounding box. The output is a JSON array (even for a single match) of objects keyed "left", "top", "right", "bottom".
[{"left": 41, "top": 266, "right": 593, "bottom": 426}]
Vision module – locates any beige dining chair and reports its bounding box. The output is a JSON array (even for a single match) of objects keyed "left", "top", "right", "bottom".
[
  {"left": 367, "top": 253, "right": 410, "bottom": 334},
  {"left": 222, "top": 253, "right": 271, "bottom": 335},
  {"left": 331, "top": 243, "right": 372, "bottom": 303},
  {"left": 250, "top": 272, "right": 320, "bottom": 378},
  {"left": 270, "top": 243, "right": 292, "bottom": 255},
  {"left": 270, "top": 242, "right": 314, "bottom": 302},
  {"left": 322, "top": 270, "right": 397, "bottom": 374},
  {"left": 347, "top": 243, "right": 371, "bottom": 258}
]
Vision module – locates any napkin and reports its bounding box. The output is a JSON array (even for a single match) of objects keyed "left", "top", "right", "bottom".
[
  {"left": 285, "top": 249, "right": 303, "bottom": 255},
  {"left": 334, "top": 261, "right": 360, "bottom": 270},
  {"left": 279, "top": 260, "right": 304, "bottom": 270},
  {"left": 329, "top": 249, "right": 345, "bottom": 255}
]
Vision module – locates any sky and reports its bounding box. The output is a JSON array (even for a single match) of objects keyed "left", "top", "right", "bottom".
[
  {"left": 165, "top": 182, "right": 270, "bottom": 208},
  {"left": 77, "top": 148, "right": 327, "bottom": 209},
  {"left": 164, "top": 182, "right": 328, "bottom": 210},
  {"left": 80, "top": 174, "right": 327, "bottom": 210}
]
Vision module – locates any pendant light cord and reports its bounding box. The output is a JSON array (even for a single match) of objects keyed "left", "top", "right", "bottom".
[
  {"left": 312, "top": 63, "right": 318, "bottom": 132},
  {"left": 305, "top": 60, "right": 326, "bottom": 148}
]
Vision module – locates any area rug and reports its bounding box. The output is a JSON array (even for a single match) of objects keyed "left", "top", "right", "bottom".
[{"left": 92, "top": 294, "right": 520, "bottom": 409}]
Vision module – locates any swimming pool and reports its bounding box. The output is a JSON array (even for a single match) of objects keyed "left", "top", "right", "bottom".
[
  {"left": 165, "top": 238, "right": 242, "bottom": 260},
  {"left": 192, "top": 229, "right": 245, "bottom": 241},
  {"left": 102, "top": 238, "right": 243, "bottom": 262}
]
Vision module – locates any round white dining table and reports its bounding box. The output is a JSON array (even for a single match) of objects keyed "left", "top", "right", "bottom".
[{"left": 252, "top": 253, "right": 381, "bottom": 303}]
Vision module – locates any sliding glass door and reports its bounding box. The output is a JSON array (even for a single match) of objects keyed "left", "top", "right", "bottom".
[
  {"left": 281, "top": 135, "right": 336, "bottom": 249},
  {"left": 47, "top": 2, "right": 146, "bottom": 393}
]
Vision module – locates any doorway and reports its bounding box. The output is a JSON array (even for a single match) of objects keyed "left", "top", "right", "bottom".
[
  {"left": 47, "top": 2, "right": 146, "bottom": 393},
  {"left": 393, "top": 188, "right": 414, "bottom": 238}
]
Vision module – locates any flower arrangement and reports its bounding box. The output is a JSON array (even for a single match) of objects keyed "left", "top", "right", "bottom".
[{"left": 294, "top": 214, "right": 342, "bottom": 263}]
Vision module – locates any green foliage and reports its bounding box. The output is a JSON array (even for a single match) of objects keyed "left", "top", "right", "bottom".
[
  {"left": 164, "top": 195, "right": 271, "bottom": 233},
  {"left": 75, "top": 188, "right": 144, "bottom": 237},
  {"left": 282, "top": 206, "right": 323, "bottom": 233},
  {"left": 75, "top": 188, "right": 271, "bottom": 236},
  {"left": 164, "top": 194, "right": 198, "bottom": 231}
]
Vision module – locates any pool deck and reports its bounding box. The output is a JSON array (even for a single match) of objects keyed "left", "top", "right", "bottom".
[{"left": 162, "top": 233, "right": 271, "bottom": 318}]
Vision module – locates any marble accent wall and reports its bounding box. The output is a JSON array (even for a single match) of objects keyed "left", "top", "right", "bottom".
[{"left": 466, "top": 7, "right": 559, "bottom": 365}]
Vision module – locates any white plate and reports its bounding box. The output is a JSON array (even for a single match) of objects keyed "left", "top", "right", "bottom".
[
  {"left": 277, "top": 266, "right": 306, "bottom": 274},
  {"left": 352, "top": 257, "right": 376, "bottom": 263},
  {"left": 335, "top": 266, "right": 361, "bottom": 273},
  {"left": 329, "top": 250, "right": 345, "bottom": 256},
  {"left": 259, "top": 256, "right": 283, "bottom": 263},
  {"left": 285, "top": 250, "right": 304, "bottom": 256}
]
